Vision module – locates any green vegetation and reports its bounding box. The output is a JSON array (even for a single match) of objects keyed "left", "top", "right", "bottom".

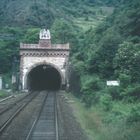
[
  {"left": 0, "top": 0, "right": 139, "bottom": 139},
  {"left": 69, "top": 0, "right": 140, "bottom": 139},
  {"left": 0, "top": 0, "right": 112, "bottom": 76},
  {"left": 66, "top": 93, "right": 140, "bottom": 140},
  {"left": 0, "top": 90, "right": 9, "bottom": 98},
  {"left": 71, "top": 0, "right": 140, "bottom": 104}
]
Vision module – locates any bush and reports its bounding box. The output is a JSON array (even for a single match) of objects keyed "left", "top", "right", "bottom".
[
  {"left": 119, "top": 73, "right": 131, "bottom": 88},
  {"left": 107, "top": 87, "right": 121, "bottom": 100},
  {"left": 80, "top": 75, "right": 103, "bottom": 107},
  {"left": 100, "top": 94, "right": 112, "bottom": 111},
  {"left": 122, "top": 85, "right": 140, "bottom": 100},
  {"left": 127, "top": 104, "right": 140, "bottom": 123},
  {"left": 82, "top": 91, "right": 97, "bottom": 107},
  {"left": 114, "top": 42, "right": 140, "bottom": 82},
  {"left": 81, "top": 75, "right": 102, "bottom": 92}
]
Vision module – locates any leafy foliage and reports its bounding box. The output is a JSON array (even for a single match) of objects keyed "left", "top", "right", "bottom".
[
  {"left": 80, "top": 75, "right": 103, "bottom": 106},
  {"left": 71, "top": 0, "right": 140, "bottom": 103},
  {"left": 69, "top": 2, "right": 140, "bottom": 138},
  {"left": 127, "top": 104, "right": 140, "bottom": 123},
  {"left": 114, "top": 42, "right": 140, "bottom": 82},
  {"left": 0, "top": 0, "right": 139, "bottom": 139},
  {"left": 51, "top": 19, "right": 77, "bottom": 44},
  {"left": 22, "top": 28, "right": 40, "bottom": 43}
]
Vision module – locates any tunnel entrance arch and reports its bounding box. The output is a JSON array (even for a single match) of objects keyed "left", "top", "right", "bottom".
[
  {"left": 25, "top": 63, "right": 64, "bottom": 91},
  {"left": 20, "top": 29, "right": 70, "bottom": 91}
]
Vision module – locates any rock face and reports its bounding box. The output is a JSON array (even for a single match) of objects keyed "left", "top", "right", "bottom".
[{"left": 20, "top": 29, "right": 70, "bottom": 90}]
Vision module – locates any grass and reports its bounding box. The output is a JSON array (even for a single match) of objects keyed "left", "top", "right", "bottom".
[
  {"left": 65, "top": 92, "right": 140, "bottom": 140},
  {"left": 0, "top": 90, "right": 9, "bottom": 98},
  {"left": 65, "top": 92, "right": 102, "bottom": 140}
]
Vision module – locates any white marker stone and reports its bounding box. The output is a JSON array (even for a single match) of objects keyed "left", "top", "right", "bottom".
[
  {"left": 106, "top": 81, "right": 120, "bottom": 86},
  {"left": 0, "top": 76, "right": 2, "bottom": 90}
]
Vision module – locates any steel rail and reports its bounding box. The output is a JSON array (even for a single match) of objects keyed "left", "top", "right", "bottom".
[
  {"left": 0, "top": 95, "right": 14, "bottom": 103},
  {"left": 26, "top": 91, "right": 59, "bottom": 140},
  {"left": 26, "top": 92, "right": 48, "bottom": 140},
  {"left": 0, "top": 92, "right": 32, "bottom": 115},
  {"left": 55, "top": 92, "right": 59, "bottom": 140}
]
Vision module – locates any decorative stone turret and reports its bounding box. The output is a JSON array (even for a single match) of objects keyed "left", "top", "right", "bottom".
[{"left": 39, "top": 29, "right": 51, "bottom": 47}]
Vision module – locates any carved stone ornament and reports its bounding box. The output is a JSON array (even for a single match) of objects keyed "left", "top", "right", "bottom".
[{"left": 39, "top": 29, "right": 51, "bottom": 39}]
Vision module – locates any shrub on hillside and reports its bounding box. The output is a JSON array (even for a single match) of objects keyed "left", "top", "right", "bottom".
[
  {"left": 127, "top": 104, "right": 140, "bottom": 123},
  {"left": 122, "top": 85, "right": 140, "bottom": 101},
  {"left": 114, "top": 42, "right": 140, "bottom": 82},
  {"left": 100, "top": 94, "right": 112, "bottom": 111},
  {"left": 81, "top": 75, "right": 103, "bottom": 107},
  {"left": 106, "top": 87, "right": 121, "bottom": 100},
  {"left": 119, "top": 73, "right": 131, "bottom": 88}
]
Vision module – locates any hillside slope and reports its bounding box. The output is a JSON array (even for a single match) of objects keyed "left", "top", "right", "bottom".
[
  {"left": 0, "top": 0, "right": 117, "bottom": 75},
  {"left": 0, "top": 0, "right": 118, "bottom": 28},
  {"left": 0, "top": 0, "right": 88, "bottom": 27},
  {"left": 70, "top": 1, "right": 140, "bottom": 139}
]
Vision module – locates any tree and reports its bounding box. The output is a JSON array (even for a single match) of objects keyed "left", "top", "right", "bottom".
[
  {"left": 114, "top": 41, "right": 140, "bottom": 82},
  {"left": 51, "top": 19, "right": 76, "bottom": 44},
  {"left": 22, "top": 28, "right": 40, "bottom": 43}
]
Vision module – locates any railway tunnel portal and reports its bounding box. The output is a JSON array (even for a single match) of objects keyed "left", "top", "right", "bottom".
[
  {"left": 20, "top": 29, "right": 70, "bottom": 91},
  {"left": 27, "top": 64, "right": 62, "bottom": 90}
]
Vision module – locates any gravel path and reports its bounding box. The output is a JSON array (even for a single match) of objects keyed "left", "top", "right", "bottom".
[
  {"left": 57, "top": 91, "right": 88, "bottom": 140},
  {"left": 0, "top": 93, "right": 28, "bottom": 110},
  {"left": 0, "top": 91, "right": 45, "bottom": 140}
]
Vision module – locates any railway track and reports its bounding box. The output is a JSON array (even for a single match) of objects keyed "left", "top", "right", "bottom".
[
  {"left": 0, "top": 90, "right": 87, "bottom": 140},
  {"left": 0, "top": 93, "right": 31, "bottom": 115},
  {"left": 0, "top": 91, "right": 39, "bottom": 135},
  {"left": 26, "top": 91, "right": 59, "bottom": 140},
  {"left": 0, "top": 95, "right": 14, "bottom": 103}
]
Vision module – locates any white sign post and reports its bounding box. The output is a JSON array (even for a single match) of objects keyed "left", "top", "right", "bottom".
[
  {"left": 0, "top": 77, "right": 2, "bottom": 90},
  {"left": 106, "top": 81, "right": 120, "bottom": 86},
  {"left": 12, "top": 75, "right": 16, "bottom": 84}
]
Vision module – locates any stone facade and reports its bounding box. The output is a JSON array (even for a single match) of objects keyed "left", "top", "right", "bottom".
[{"left": 20, "top": 29, "right": 70, "bottom": 90}]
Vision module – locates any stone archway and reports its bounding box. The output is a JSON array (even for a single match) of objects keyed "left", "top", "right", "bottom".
[
  {"left": 24, "top": 62, "right": 65, "bottom": 90},
  {"left": 20, "top": 29, "right": 70, "bottom": 91}
]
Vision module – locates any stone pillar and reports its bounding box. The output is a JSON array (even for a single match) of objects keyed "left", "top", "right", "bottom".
[{"left": 0, "top": 76, "right": 2, "bottom": 90}]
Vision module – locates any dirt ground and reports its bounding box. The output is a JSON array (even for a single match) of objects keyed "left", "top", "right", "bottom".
[{"left": 57, "top": 91, "right": 88, "bottom": 140}]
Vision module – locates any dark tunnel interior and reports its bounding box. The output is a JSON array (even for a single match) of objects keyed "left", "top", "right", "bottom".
[{"left": 27, "top": 64, "right": 61, "bottom": 91}]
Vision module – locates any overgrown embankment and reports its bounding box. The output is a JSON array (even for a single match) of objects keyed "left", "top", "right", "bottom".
[
  {"left": 69, "top": 1, "right": 140, "bottom": 139},
  {"left": 66, "top": 92, "right": 140, "bottom": 140}
]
